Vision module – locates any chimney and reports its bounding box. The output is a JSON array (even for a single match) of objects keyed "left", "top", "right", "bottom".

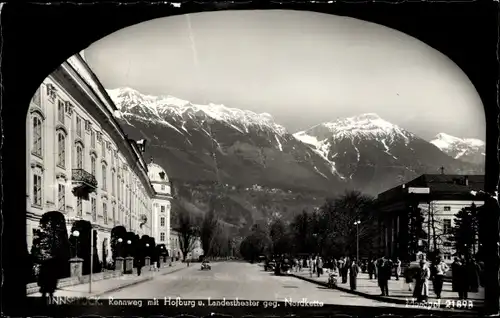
[{"left": 464, "top": 176, "right": 469, "bottom": 186}]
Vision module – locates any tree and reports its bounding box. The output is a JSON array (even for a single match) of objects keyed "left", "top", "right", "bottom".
[
  {"left": 290, "top": 210, "right": 314, "bottom": 254},
  {"left": 452, "top": 203, "right": 479, "bottom": 258},
  {"left": 156, "top": 243, "right": 168, "bottom": 260},
  {"left": 269, "top": 217, "right": 292, "bottom": 256},
  {"left": 69, "top": 220, "right": 99, "bottom": 275},
  {"left": 110, "top": 226, "right": 127, "bottom": 259},
  {"left": 31, "top": 211, "right": 71, "bottom": 279},
  {"left": 315, "top": 191, "right": 377, "bottom": 258},
  {"left": 177, "top": 212, "right": 200, "bottom": 261},
  {"left": 124, "top": 232, "right": 137, "bottom": 257},
  {"left": 240, "top": 223, "right": 272, "bottom": 262},
  {"left": 200, "top": 196, "right": 219, "bottom": 257},
  {"left": 407, "top": 198, "right": 426, "bottom": 259},
  {"left": 139, "top": 235, "right": 151, "bottom": 259}
]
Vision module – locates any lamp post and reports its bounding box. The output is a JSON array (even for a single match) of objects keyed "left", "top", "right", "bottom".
[
  {"left": 127, "top": 240, "right": 131, "bottom": 256},
  {"left": 354, "top": 220, "right": 361, "bottom": 262},
  {"left": 72, "top": 230, "right": 80, "bottom": 258},
  {"left": 89, "top": 226, "right": 94, "bottom": 294}
]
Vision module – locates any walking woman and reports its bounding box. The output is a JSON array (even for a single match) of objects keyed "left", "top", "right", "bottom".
[
  {"left": 349, "top": 258, "right": 359, "bottom": 290},
  {"left": 394, "top": 257, "right": 402, "bottom": 280},
  {"left": 413, "top": 260, "right": 431, "bottom": 302},
  {"left": 432, "top": 256, "right": 449, "bottom": 299}
]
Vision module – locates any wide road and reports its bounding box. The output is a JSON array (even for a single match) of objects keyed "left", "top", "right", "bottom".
[{"left": 100, "top": 261, "right": 408, "bottom": 308}]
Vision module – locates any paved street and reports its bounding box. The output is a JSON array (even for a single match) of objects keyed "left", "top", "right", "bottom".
[{"left": 99, "top": 261, "right": 431, "bottom": 309}]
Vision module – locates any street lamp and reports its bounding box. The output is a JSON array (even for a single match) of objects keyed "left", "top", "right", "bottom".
[
  {"left": 354, "top": 220, "right": 361, "bottom": 263},
  {"left": 72, "top": 230, "right": 80, "bottom": 258}
]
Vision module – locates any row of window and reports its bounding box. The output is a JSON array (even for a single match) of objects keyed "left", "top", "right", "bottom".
[
  {"left": 32, "top": 83, "right": 151, "bottom": 209},
  {"left": 32, "top": 118, "right": 149, "bottom": 212},
  {"left": 158, "top": 232, "right": 180, "bottom": 244}
]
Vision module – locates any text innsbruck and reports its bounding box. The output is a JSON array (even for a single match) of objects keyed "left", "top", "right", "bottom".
[{"left": 48, "top": 296, "right": 324, "bottom": 308}]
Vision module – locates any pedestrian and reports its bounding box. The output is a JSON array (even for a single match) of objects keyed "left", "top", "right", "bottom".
[
  {"left": 451, "top": 257, "right": 461, "bottom": 292},
  {"left": 38, "top": 258, "right": 58, "bottom": 302},
  {"left": 405, "top": 265, "right": 414, "bottom": 292},
  {"left": 342, "top": 257, "right": 349, "bottom": 284},
  {"left": 308, "top": 256, "right": 313, "bottom": 278},
  {"left": 373, "top": 258, "right": 378, "bottom": 279},
  {"left": 413, "top": 259, "right": 431, "bottom": 302},
  {"left": 432, "top": 256, "right": 449, "bottom": 299},
  {"left": 337, "top": 256, "right": 344, "bottom": 281},
  {"left": 394, "top": 257, "right": 402, "bottom": 281},
  {"left": 317, "top": 257, "right": 324, "bottom": 277},
  {"left": 467, "top": 257, "right": 480, "bottom": 293},
  {"left": 136, "top": 257, "right": 142, "bottom": 276},
  {"left": 377, "top": 258, "right": 389, "bottom": 296},
  {"left": 368, "top": 258, "right": 375, "bottom": 279},
  {"left": 349, "top": 258, "right": 359, "bottom": 290}
]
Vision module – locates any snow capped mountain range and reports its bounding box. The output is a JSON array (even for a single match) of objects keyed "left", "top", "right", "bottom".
[
  {"left": 107, "top": 87, "right": 484, "bottom": 195},
  {"left": 108, "top": 87, "right": 287, "bottom": 137},
  {"left": 430, "top": 133, "right": 485, "bottom": 165}
]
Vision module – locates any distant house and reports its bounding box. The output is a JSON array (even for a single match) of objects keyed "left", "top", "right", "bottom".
[{"left": 375, "top": 174, "right": 484, "bottom": 263}]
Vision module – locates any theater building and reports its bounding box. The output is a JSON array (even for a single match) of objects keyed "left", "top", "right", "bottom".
[
  {"left": 376, "top": 174, "right": 484, "bottom": 263},
  {"left": 26, "top": 52, "right": 156, "bottom": 263}
]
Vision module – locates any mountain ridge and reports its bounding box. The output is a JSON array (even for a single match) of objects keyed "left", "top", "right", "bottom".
[{"left": 107, "top": 87, "right": 484, "bottom": 229}]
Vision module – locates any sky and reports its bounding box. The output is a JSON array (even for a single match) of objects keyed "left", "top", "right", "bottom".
[{"left": 84, "top": 10, "right": 485, "bottom": 140}]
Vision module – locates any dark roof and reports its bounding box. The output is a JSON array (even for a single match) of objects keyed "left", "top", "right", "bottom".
[{"left": 377, "top": 174, "right": 484, "bottom": 204}]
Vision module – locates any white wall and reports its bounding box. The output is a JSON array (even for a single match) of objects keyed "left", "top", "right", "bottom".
[
  {"left": 418, "top": 199, "right": 484, "bottom": 262},
  {"left": 26, "top": 75, "right": 154, "bottom": 264}
]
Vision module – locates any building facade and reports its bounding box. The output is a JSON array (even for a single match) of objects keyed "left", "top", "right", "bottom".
[
  {"left": 26, "top": 52, "right": 156, "bottom": 264},
  {"left": 376, "top": 174, "right": 484, "bottom": 263},
  {"left": 147, "top": 161, "right": 175, "bottom": 256}
]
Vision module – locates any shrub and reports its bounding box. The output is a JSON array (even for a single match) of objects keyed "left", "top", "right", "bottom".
[
  {"left": 31, "top": 211, "right": 71, "bottom": 279},
  {"left": 69, "top": 220, "right": 101, "bottom": 275},
  {"left": 110, "top": 226, "right": 127, "bottom": 259}
]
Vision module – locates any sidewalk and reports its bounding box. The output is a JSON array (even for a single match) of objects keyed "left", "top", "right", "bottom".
[
  {"left": 290, "top": 270, "right": 484, "bottom": 308},
  {"left": 28, "top": 262, "right": 189, "bottom": 298}
]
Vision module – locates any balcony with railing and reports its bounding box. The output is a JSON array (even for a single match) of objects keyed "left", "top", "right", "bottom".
[{"left": 71, "top": 168, "right": 98, "bottom": 200}]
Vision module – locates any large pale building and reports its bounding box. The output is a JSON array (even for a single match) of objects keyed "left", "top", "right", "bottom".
[
  {"left": 26, "top": 52, "right": 157, "bottom": 263},
  {"left": 376, "top": 174, "right": 484, "bottom": 263}
]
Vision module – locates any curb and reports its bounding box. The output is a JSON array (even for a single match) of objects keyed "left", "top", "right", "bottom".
[
  {"left": 95, "top": 275, "right": 154, "bottom": 297},
  {"left": 95, "top": 265, "right": 190, "bottom": 297},
  {"left": 289, "top": 273, "right": 475, "bottom": 310}
]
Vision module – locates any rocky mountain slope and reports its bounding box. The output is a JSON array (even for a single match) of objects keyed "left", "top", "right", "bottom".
[
  {"left": 294, "top": 113, "right": 483, "bottom": 194},
  {"left": 430, "top": 133, "right": 485, "bottom": 165},
  {"left": 108, "top": 87, "right": 483, "bottom": 229},
  {"left": 110, "top": 87, "right": 345, "bottom": 194}
]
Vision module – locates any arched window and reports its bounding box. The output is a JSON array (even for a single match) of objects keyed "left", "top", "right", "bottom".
[
  {"left": 76, "top": 144, "right": 83, "bottom": 169},
  {"left": 91, "top": 155, "right": 96, "bottom": 176},
  {"left": 57, "top": 131, "right": 66, "bottom": 168},
  {"left": 32, "top": 116, "right": 43, "bottom": 158},
  {"left": 102, "top": 164, "right": 107, "bottom": 190}
]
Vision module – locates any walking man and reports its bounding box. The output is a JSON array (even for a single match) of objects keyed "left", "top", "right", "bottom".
[
  {"left": 349, "top": 258, "right": 359, "bottom": 290},
  {"left": 368, "top": 258, "right": 375, "bottom": 279},
  {"left": 317, "top": 257, "right": 324, "bottom": 278},
  {"left": 377, "top": 257, "right": 389, "bottom": 296}
]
